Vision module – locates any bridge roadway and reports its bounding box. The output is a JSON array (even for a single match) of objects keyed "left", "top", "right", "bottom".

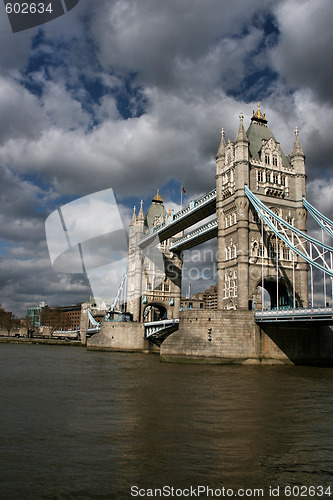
[
  {"left": 144, "top": 318, "right": 179, "bottom": 345},
  {"left": 139, "top": 188, "right": 216, "bottom": 249},
  {"left": 255, "top": 307, "right": 333, "bottom": 323}
]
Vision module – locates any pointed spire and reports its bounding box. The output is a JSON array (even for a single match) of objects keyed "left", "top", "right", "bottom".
[
  {"left": 216, "top": 127, "right": 226, "bottom": 159},
  {"left": 130, "top": 205, "right": 136, "bottom": 226},
  {"left": 235, "top": 112, "right": 248, "bottom": 143},
  {"left": 291, "top": 126, "right": 305, "bottom": 157},
  {"left": 137, "top": 199, "right": 145, "bottom": 221}
]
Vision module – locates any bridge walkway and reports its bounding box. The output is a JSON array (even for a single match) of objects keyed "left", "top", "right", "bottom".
[
  {"left": 144, "top": 318, "right": 179, "bottom": 346},
  {"left": 139, "top": 188, "right": 216, "bottom": 248},
  {"left": 255, "top": 307, "right": 333, "bottom": 323}
]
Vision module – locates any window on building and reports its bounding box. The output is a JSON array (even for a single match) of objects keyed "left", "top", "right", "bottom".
[
  {"left": 265, "top": 154, "right": 270, "bottom": 165},
  {"left": 273, "top": 173, "right": 279, "bottom": 184},
  {"left": 281, "top": 176, "right": 286, "bottom": 186},
  {"left": 268, "top": 244, "right": 276, "bottom": 259},
  {"left": 272, "top": 156, "right": 278, "bottom": 167},
  {"left": 257, "top": 170, "right": 264, "bottom": 182},
  {"left": 252, "top": 211, "right": 259, "bottom": 223},
  {"left": 283, "top": 247, "right": 290, "bottom": 260}
]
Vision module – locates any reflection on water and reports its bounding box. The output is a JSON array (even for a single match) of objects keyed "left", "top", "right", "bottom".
[{"left": 1, "top": 344, "right": 333, "bottom": 499}]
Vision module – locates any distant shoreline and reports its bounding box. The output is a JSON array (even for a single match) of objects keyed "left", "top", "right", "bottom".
[{"left": 0, "top": 337, "right": 82, "bottom": 346}]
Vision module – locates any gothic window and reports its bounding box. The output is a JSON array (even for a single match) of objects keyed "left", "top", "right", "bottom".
[
  {"left": 252, "top": 241, "right": 258, "bottom": 257},
  {"left": 225, "top": 240, "right": 237, "bottom": 260},
  {"left": 283, "top": 247, "right": 290, "bottom": 261},
  {"left": 163, "top": 281, "right": 170, "bottom": 292},
  {"left": 257, "top": 170, "right": 264, "bottom": 182},
  {"left": 266, "top": 171, "right": 271, "bottom": 183},
  {"left": 224, "top": 270, "right": 238, "bottom": 298},
  {"left": 154, "top": 215, "right": 163, "bottom": 227},
  {"left": 281, "top": 176, "right": 286, "bottom": 186},
  {"left": 155, "top": 281, "right": 163, "bottom": 291},
  {"left": 268, "top": 243, "right": 276, "bottom": 259},
  {"left": 272, "top": 156, "right": 278, "bottom": 167},
  {"left": 273, "top": 173, "right": 279, "bottom": 184},
  {"left": 232, "top": 212, "right": 237, "bottom": 225},
  {"left": 252, "top": 210, "right": 259, "bottom": 223},
  {"left": 265, "top": 154, "right": 270, "bottom": 165},
  {"left": 251, "top": 240, "right": 263, "bottom": 257}
]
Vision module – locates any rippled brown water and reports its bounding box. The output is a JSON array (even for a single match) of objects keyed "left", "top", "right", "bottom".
[{"left": 1, "top": 344, "right": 333, "bottom": 499}]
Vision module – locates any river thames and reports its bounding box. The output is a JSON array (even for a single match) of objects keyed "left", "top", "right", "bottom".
[{"left": 1, "top": 343, "right": 333, "bottom": 499}]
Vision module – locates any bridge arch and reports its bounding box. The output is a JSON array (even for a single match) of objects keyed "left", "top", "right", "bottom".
[
  {"left": 143, "top": 303, "right": 168, "bottom": 322},
  {"left": 255, "top": 278, "right": 292, "bottom": 310}
]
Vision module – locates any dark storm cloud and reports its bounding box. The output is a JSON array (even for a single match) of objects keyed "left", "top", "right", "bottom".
[
  {"left": 1, "top": 0, "right": 333, "bottom": 314},
  {"left": 271, "top": 0, "right": 333, "bottom": 104}
]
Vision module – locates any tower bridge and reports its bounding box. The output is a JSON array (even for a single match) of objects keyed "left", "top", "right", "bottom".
[{"left": 87, "top": 105, "right": 333, "bottom": 365}]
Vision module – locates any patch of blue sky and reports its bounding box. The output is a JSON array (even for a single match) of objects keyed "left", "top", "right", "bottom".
[
  {"left": 226, "top": 10, "right": 279, "bottom": 102},
  {"left": 22, "top": 172, "right": 76, "bottom": 213},
  {"left": 0, "top": 240, "right": 30, "bottom": 258},
  {"left": 23, "top": 30, "right": 148, "bottom": 122}
]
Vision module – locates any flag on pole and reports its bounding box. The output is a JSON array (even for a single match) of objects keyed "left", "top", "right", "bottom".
[{"left": 180, "top": 185, "right": 186, "bottom": 209}]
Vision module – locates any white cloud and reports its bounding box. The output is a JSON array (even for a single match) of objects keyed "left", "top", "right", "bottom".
[
  {"left": 1, "top": 0, "right": 333, "bottom": 315},
  {"left": 271, "top": 0, "right": 333, "bottom": 102}
]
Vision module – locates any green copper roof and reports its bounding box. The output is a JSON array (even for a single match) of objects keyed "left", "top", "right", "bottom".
[
  {"left": 246, "top": 120, "right": 290, "bottom": 167},
  {"left": 145, "top": 200, "right": 166, "bottom": 228}
]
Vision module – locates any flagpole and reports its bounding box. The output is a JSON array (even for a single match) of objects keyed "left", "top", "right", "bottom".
[{"left": 180, "top": 185, "right": 183, "bottom": 210}]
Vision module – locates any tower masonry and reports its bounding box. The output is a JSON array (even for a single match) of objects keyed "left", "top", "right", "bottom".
[
  {"left": 216, "top": 104, "right": 308, "bottom": 312},
  {"left": 127, "top": 191, "right": 182, "bottom": 322}
]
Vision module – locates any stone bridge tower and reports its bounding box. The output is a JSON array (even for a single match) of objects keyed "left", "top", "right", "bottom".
[
  {"left": 126, "top": 191, "right": 182, "bottom": 322},
  {"left": 216, "top": 105, "right": 308, "bottom": 311}
]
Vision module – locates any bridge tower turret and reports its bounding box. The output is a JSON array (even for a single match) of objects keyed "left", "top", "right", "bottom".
[
  {"left": 127, "top": 202, "right": 145, "bottom": 321},
  {"left": 291, "top": 128, "right": 308, "bottom": 305},
  {"left": 127, "top": 191, "right": 182, "bottom": 322},
  {"left": 234, "top": 113, "right": 250, "bottom": 310}
]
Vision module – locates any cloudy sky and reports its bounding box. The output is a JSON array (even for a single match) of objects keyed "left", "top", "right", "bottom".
[{"left": 1, "top": 0, "right": 333, "bottom": 316}]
